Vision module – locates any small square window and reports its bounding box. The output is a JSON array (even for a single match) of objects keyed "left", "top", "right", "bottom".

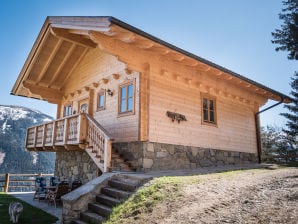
[{"left": 97, "top": 91, "right": 106, "bottom": 111}]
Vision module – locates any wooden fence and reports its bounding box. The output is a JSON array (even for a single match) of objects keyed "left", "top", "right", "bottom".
[{"left": 0, "top": 173, "right": 53, "bottom": 193}]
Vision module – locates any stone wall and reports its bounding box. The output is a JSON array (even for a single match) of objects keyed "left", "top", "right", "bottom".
[
  {"left": 113, "top": 142, "right": 258, "bottom": 171},
  {"left": 55, "top": 151, "right": 100, "bottom": 184}
]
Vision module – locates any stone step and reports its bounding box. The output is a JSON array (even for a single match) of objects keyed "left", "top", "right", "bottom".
[
  {"left": 88, "top": 203, "right": 112, "bottom": 217},
  {"left": 80, "top": 211, "right": 106, "bottom": 224},
  {"left": 101, "top": 186, "right": 131, "bottom": 199},
  {"left": 109, "top": 166, "right": 133, "bottom": 172},
  {"left": 96, "top": 194, "right": 121, "bottom": 207},
  {"left": 71, "top": 219, "right": 88, "bottom": 224},
  {"left": 108, "top": 179, "right": 138, "bottom": 192}
]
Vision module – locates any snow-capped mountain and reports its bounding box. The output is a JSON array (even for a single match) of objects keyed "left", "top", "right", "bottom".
[{"left": 0, "top": 105, "right": 55, "bottom": 174}]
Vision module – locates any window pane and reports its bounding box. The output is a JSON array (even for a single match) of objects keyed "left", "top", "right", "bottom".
[
  {"left": 203, "top": 98, "right": 208, "bottom": 109},
  {"left": 121, "top": 99, "right": 126, "bottom": 112},
  {"left": 128, "top": 84, "right": 133, "bottom": 97},
  {"left": 203, "top": 109, "right": 208, "bottom": 121},
  {"left": 210, "top": 111, "right": 215, "bottom": 122},
  {"left": 64, "top": 106, "right": 72, "bottom": 116},
  {"left": 99, "top": 94, "right": 105, "bottom": 108},
  {"left": 121, "top": 87, "right": 126, "bottom": 100},
  {"left": 209, "top": 100, "right": 214, "bottom": 110},
  {"left": 127, "top": 97, "right": 133, "bottom": 111}
]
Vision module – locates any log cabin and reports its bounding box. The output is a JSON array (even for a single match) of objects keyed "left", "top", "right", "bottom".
[{"left": 11, "top": 16, "right": 291, "bottom": 183}]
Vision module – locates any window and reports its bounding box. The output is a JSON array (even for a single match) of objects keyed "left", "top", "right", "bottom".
[
  {"left": 202, "top": 96, "right": 217, "bottom": 125},
  {"left": 79, "top": 98, "right": 89, "bottom": 113},
  {"left": 119, "top": 81, "right": 134, "bottom": 114},
  {"left": 63, "top": 105, "right": 72, "bottom": 117},
  {"left": 97, "top": 91, "right": 106, "bottom": 111}
]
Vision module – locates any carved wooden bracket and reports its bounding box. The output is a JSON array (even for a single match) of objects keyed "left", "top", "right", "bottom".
[{"left": 166, "top": 111, "right": 187, "bottom": 123}]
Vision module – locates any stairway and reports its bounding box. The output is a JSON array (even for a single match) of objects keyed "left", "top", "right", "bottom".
[
  {"left": 71, "top": 176, "right": 143, "bottom": 224},
  {"left": 109, "top": 149, "right": 136, "bottom": 172},
  {"left": 86, "top": 145, "right": 135, "bottom": 173}
]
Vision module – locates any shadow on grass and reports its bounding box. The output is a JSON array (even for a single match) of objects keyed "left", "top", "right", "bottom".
[{"left": 0, "top": 193, "right": 58, "bottom": 224}]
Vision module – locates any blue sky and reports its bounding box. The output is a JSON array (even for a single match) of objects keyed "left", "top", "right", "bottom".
[{"left": 0, "top": 0, "right": 296, "bottom": 127}]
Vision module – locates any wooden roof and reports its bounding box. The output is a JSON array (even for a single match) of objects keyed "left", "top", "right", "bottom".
[{"left": 11, "top": 16, "right": 291, "bottom": 104}]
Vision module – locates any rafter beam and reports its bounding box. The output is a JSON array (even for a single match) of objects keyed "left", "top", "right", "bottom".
[
  {"left": 48, "top": 43, "right": 76, "bottom": 88},
  {"left": 50, "top": 27, "right": 97, "bottom": 48},
  {"left": 23, "top": 81, "right": 63, "bottom": 102},
  {"left": 35, "top": 39, "right": 63, "bottom": 83}
]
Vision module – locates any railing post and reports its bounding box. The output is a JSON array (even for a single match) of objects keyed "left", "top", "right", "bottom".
[
  {"left": 52, "top": 121, "right": 56, "bottom": 145},
  {"left": 79, "top": 114, "right": 87, "bottom": 144},
  {"left": 63, "top": 117, "right": 69, "bottom": 145},
  {"left": 103, "top": 139, "right": 112, "bottom": 172},
  {"left": 42, "top": 124, "right": 46, "bottom": 148},
  {"left": 33, "top": 126, "right": 38, "bottom": 148},
  {"left": 4, "top": 173, "right": 10, "bottom": 193}
]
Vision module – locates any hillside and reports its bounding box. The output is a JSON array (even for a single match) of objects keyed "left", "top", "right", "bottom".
[
  {"left": 0, "top": 105, "right": 55, "bottom": 174},
  {"left": 106, "top": 166, "right": 298, "bottom": 224}
]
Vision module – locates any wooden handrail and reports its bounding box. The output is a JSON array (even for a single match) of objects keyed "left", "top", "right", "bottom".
[
  {"left": 0, "top": 173, "right": 53, "bottom": 193},
  {"left": 84, "top": 113, "right": 112, "bottom": 172},
  {"left": 25, "top": 113, "right": 113, "bottom": 172}
]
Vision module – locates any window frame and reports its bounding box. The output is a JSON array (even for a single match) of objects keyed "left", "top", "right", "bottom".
[
  {"left": 78, "top": 98, "right": 89, "bottom": 114},
  {"left": 201, "top": 94, "right": 217, "bottom": 126},
  {"left": 63, "top": 104, "right": 73, "bottom": 117},
  {"left": 97, "top": 90, "right": 106, "bottom": 111},
  {"left": 118, "top": 80, "right": 135, "bottom": 116}
]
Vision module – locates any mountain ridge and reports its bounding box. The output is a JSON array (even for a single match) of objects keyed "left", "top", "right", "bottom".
[{"left": 0, "top": 105, "right": 55, "bottom": 174}]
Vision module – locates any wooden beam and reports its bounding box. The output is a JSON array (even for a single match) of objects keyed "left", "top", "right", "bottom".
[
  {"left": 35, "top": 39, "right": 63, "bottom": 83},
  {"left": 58, "top": 48, "right": 89, "bottom": 89},
  {"left": 48, "top": 43, "right": 76, "bottom": 88},
  {"left": 50, "top": 27, "right": 97, "bottom": 48},
  {"left": 23, "top": 81, "right": 63, "bottom": 101}
]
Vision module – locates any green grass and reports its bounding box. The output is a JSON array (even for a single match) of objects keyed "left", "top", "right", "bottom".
[
  {"left": 105, "top": 176, "right": 184, "bottom": 224},
  {"left": 0, "top": 193, "right": 58, "bottom": 224}
]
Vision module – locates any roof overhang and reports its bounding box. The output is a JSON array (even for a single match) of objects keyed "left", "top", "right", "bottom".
[{"left": 11, "top": 16, "right": 292, "bottom": 104}]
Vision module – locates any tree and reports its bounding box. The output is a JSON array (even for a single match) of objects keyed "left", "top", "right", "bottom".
[
  {"left": 271, "top": 0, "right": 298, "bottom": 60},
  {"left": 280, "top": 72, "right": 298, "bottom": 152},
  {"left": 271, "top": 0, "right": 298, "bottom": 162}
]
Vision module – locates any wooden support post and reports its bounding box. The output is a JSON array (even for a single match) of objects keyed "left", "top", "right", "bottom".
[
  {"left": 103, "top": 139, "right": 112, "bottom": 172},
  {"left": 63, "top": 118, "right": 69, "bottom": 145},
  {"left": 4, "top": 173, "right": 10, "bottom": 193}
]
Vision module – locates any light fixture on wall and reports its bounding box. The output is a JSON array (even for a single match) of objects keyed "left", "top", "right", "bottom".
[{"left": 107, "top": 89, "right": 113, "bottom": 96}]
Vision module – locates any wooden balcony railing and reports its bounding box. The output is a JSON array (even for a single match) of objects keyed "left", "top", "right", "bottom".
[{"left": 25, "top": 113, "right": 112, "bottom": 172}]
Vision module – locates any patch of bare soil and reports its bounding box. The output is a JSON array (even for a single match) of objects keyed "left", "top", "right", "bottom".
[{"left": 137, "top": 167, "right": 298, "bottom": 224}]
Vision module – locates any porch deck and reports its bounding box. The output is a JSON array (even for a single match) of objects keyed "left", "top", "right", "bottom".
[{"left": 9, "top": 192, "right": 61, "bottom": 223}]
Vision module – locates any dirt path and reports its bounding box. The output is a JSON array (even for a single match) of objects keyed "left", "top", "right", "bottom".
[{"left": 140, "top": 167, "right": 298, "bottom": 224}]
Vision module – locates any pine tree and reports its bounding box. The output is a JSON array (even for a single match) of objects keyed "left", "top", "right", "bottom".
[
  {"left": 272, "top": 0, "right": 298, "bottom": 60},
  {"left": 280, "top": 72, "right": 298, "bottom": 152}
]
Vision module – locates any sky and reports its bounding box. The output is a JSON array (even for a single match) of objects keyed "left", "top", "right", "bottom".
[{"left": 0, "top": 0, "right": 296, "bottom": 127}]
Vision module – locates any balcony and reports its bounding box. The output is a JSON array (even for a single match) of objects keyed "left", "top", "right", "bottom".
[{"left": 26, "top": 113, "right": 112, "bottom": 172}]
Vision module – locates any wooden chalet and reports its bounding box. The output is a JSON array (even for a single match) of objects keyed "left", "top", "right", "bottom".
[{"left": 11, "top": 16, "right": 291, "bottom": 182}]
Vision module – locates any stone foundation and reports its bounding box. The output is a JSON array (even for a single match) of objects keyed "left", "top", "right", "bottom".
[
  {"left": 55, "top": 151, "right": 100, "bottom": 184},
  {"left": 113, "top": 142, "right": 258, "bottom": 171}
]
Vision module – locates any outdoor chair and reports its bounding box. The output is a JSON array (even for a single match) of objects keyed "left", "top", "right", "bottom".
[
  {"left": 71, "top": 178, "right": 82, "bottom": 191},
  {"left": 33, "top": 176, "right": 46, "bottom": 201},
  {"left": 47, "top": 182, "right": 70, "bottom": 208}
]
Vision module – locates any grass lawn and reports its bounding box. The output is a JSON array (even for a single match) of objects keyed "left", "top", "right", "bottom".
[{"left": 0, "top": 193, "right": 58, "bottom": 224}]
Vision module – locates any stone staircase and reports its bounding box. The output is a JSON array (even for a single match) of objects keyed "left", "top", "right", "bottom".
[
  {"left": 85, "top": 145, "right": 135, "bottom": 173},
  {"left": 109, "top": 149, "right": 136, "bottom": 172},
  {"left": 71, "top": 175, "right": 144, "bottom": 224}
]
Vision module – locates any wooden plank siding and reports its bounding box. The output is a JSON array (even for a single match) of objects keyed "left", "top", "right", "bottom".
[
  {"left": 59, "top": 48, "right": 140, "bottom": 142},
  {"left": 147, "top": 65, "right": 259, "bottom": 154}
]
